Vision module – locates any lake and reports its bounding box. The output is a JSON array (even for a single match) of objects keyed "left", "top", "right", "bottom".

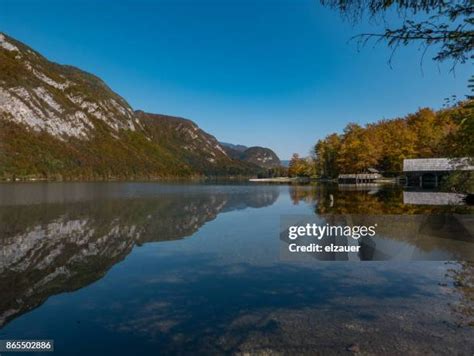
[{"left": 0, "top": 182, "right": 473, "bottom": 355}]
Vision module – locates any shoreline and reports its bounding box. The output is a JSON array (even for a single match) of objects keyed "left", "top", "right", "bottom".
[
  {"left": 249, "top": 177, "right": 310, "bottom": 183},
  {"left": 0, "top": 174, "right": 261, "bottom": 183}
]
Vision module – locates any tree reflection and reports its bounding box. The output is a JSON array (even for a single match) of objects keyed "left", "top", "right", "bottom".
[{"left": 290, "top": 184, "right": 473, "bottom": 215}]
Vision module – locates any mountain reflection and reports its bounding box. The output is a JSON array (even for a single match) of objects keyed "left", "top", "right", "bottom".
[
  {"left": 0, "top": 185, "right": 280, "bottom": 327},
  {"left": 1, "top": 184, "right": 473, "bottom": 354}
]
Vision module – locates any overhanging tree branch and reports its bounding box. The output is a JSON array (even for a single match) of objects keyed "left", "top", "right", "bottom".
[{"left": 320, "top": 0, "right": 474, "bottom": 67}]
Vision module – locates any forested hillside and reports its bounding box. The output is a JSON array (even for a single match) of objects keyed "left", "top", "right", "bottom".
[
  {"left": 0, "top": 33, "right": 262, "bottom": 180},
  {"left": 313, "top": 101, "right": 473, "bottom": 178}
]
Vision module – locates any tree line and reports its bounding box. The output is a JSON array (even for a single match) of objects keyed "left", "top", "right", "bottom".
[{"left": 288, "top": 100, "right": 473, "bottom": 178}]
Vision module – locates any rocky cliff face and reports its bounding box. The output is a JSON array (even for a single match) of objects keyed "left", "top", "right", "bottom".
[
  {"left": 0, "top": 33, "right": 259, "bottom": 179},
  {"left": 0, "top": 33, "right": 138, "bottom": 139}
]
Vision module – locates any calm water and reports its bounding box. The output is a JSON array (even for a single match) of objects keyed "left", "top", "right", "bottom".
[{"left": 0, "top": 183, "right": 473, "bottom": 355}]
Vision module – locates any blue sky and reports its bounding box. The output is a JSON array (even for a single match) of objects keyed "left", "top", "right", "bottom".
[{"left": 1, "top": 0, "right": 471, "bottom": 159}]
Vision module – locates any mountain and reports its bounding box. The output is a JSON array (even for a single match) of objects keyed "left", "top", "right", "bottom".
[
  {"left": 241, "top": 146, "right": 281, "bottom": 168},
  {"left": 0, "top": 33, "right": 260, "bottom": 180},
  {"left": 221, "top": 142, "right": 281, "bottom": 169},
  {"left": 136, "top": 112, "right": 260, "bottom": 175},
  {"left": 220, "top": 142, "right": 248, "bottom": 160},
  {"left": 220, "top": 142, "right": 248, "bottom": 153}
]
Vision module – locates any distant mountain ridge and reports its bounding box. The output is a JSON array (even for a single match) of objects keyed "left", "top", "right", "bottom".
[
  {"left": 220, "top": 142, "right": 248, "bottom": 153},
  {"left": 0, "top": 33, "right": 261, "bottom": 179},
  {"left": 220, "top": 142, "right": 281, "bottom": 169}
]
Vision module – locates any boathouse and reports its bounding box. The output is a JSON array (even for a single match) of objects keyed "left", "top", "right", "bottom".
[
  {"left": 403, "top": 157, "right": 474, "bottom": 187},
  {"left": 338, "top": 172, "right": 382, "bottom": 184}
]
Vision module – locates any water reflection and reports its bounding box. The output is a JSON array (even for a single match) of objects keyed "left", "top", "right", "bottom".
[
  {"left": 0, "top": 183, "right": 472, "bottom": 354},
  {"left": 289, "top": 184, "right": 473, "bottom": 214},
  {"left": 286, "top": 184, "right": 474, "bottom": 261},
  {"left": 0, "top": 184, "right": 280, "bottom": 328}
]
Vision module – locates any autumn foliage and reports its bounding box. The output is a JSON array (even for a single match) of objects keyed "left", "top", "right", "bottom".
[{"left": 311, "top": 101, "right": 473, "bottom": 178}]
